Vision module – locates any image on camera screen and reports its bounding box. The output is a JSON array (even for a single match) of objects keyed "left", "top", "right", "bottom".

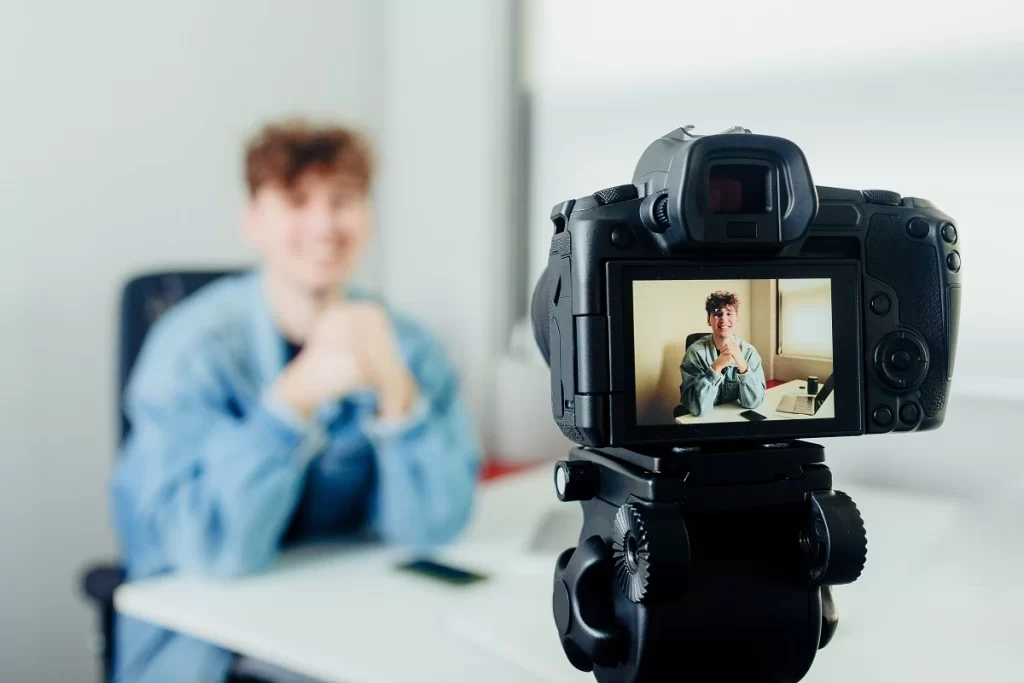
[{"left": 633, "top": 278, "right": 835, "bottom": 426}]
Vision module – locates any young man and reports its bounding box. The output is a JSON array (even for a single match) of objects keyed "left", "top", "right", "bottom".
[
  {"left": 679, "top": 291, "right": 766, "bottom": 417},
  {"left": 109, "top": 121, "right": 481, "bottom": 683}
]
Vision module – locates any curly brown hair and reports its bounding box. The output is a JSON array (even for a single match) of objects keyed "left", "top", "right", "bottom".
[
  {"left": 244, "top": 119, "right": 373, "bottom": 197},
  {"left": 705, "top": 291, "right": 740, "bottom": 315}
]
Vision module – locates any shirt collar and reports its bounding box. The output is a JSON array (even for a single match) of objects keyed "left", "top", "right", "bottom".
[{"left": 249, "top": 270, "right": 286, "bottom": 389}]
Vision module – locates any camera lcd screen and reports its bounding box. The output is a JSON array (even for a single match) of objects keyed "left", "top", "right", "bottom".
[
  {"left": 708, "top": 164, "right": 768, "bottom": 214},
  {"left": 631, "top": 277, "right": 840, "bottom": 427},
  {"left": 610, "top": 261, "right": 862, "bottom": 444}
]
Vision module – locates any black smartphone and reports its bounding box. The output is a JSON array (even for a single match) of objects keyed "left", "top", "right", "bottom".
[
  {"left": 740, "top": 410, "right": 767, "bottom": 422},
  {"left": 396, "top": 558, "right": 488, "bottom": 586}
]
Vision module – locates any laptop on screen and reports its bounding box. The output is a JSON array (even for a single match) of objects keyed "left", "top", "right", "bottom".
[{"left": 776, "top": 374, "right": 834, "bottom": 416}]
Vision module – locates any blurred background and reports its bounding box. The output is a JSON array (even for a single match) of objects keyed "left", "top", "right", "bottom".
[{"left": 1, "top": 0, "right": 1022, "bottom": 681}]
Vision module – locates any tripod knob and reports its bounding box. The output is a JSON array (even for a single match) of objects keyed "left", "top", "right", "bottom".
[
  {"left": 610, "top": 503, "right": 690, "bottom": 603},
  {"left": 803, "top": 491, "right": 867, "bottom": 586},
  {"left": 553, "top": 536, "right": 623, "bottom": 671},
  {"left": 554, "top": 460, "right": 598, "bottom": 502}
]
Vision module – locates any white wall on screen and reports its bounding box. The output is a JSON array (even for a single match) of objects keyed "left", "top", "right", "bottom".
[{"left": 778, "top": 279, "right": 832, "bottom": 359}]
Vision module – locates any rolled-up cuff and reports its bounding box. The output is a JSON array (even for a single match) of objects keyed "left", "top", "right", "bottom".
[
  {"left": 362, "top": 394, "right": 430, "bottom": 442},
  {"left": 703, "top": 368, "right": 724, "bottom": 385},
  {"left": 258, "top": 387, "right": 327, "bottom": 464}
]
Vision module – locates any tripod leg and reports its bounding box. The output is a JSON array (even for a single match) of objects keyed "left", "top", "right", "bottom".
[{"left": 819, "top": 585, "right": 839, "bottom": 649}]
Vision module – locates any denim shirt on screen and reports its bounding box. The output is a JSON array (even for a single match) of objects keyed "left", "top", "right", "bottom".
[
  {"left": 109, "top": 271, "right": 481, "bottom": 683},
  {"left": 679, "top": 334, "right": 767, "bottom": 416}
]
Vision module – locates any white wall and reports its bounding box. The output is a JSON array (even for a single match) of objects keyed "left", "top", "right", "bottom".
[
  {"left": 524, "top": 0, "right": 1022, "bottom": 90},
  {"left": 378, "top": 0, "right": 519, "bottom": 449},
  {"left": 0, "top": 2, "right": 385, "bottom": 680},
  {"left": 523, "top": 0, "right": 1024, "bottom": 387}
]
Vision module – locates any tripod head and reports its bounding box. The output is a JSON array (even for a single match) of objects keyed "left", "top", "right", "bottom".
[{"left": 551, "top": 441, "right": 866, "bottom": 682}]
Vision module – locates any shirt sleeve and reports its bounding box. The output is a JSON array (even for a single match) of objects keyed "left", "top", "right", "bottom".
[
  {"left": 110, "top": 343, "right": 323, "bottom": 579},
  {"left": 736, "top": 343, "right": 767, "bottom": 409},
  {"left": 680, "top": 344, "right": 723, "bottom": 417},
  {"left": 362, "top": 330, "right": 482, "bottom": 549}
]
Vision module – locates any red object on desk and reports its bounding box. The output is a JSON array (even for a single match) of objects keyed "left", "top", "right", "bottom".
[
  {"left": 767, "top": 379, "right": 784, "bottom": 389},
  {"left": 480, "top": 458, "right": 538, "bottom": 482}
]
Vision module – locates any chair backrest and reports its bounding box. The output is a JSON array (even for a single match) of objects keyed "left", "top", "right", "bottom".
[
  {"left": 685, "top": 332, "right": 708, "bottom": 350},
  {"left": 118, "top": 270, "right": 240, "bottom": 443},
  {"left": 669, "top": 333, "right": 711, "bottom": 419}
]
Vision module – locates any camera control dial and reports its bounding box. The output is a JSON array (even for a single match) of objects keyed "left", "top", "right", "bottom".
[{"left": 873, "top": 330, "right": 929, "bottom": 392}]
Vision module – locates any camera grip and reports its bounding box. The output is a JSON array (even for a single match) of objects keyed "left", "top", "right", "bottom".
[{"left": 865, "top": 214, "right": 953, "bottom": 418}]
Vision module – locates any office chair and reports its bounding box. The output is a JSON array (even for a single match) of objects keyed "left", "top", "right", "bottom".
[
  {"left": 671, "top": 332, "right": 711, "bottom": 419},
  {"left": 79, "top": 269, "right": 240, "bottom": 682},
  {"left": 683, "top": 332, "right": 708, "bottom": 351}
]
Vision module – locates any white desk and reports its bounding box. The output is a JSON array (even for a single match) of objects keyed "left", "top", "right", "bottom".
[
  {"left": 675, "top": 378, "right": 834, "bottom": 424},
  {"left": 444, "top": 472, "right": 1024, "bottom": 683},
  {"left": 114, "top": 468, "right": 572, "bottom": 683},
  {"left": 116, "top": 463, "right": 1024, "bottom": 683}
]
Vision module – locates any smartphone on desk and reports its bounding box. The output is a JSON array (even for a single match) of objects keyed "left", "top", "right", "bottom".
[
  {"left": 396, "top": 558, "right": 488, "bottom": 586},
  {"left": 740, "top": 410, "right": 767, "bottom": 422}
]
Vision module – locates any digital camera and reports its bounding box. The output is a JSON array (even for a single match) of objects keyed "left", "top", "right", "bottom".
[{"left": 530, "top": 126, "right": 962, "bottom": 447}]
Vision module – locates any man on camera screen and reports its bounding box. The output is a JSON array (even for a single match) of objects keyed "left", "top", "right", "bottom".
[{"left": 679, "top": 291, "right": 766, "bottom": 417}]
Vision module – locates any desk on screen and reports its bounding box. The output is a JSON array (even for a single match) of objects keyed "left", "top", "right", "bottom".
[{"left": 674, "top": 378, "right": 834, "bottom": 424}]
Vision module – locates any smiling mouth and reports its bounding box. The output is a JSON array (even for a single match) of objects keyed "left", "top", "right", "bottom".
[{"left": 311, "top": 245, "right": 346, "bottom": 264}]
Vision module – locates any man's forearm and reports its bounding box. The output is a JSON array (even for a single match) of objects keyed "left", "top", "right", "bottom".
[
  {"left": 368, "top": 397, "right": 480, "bottom": 546},
  {"left": 129, "top": 397, "right": 320, "bottom": 578},
  {"left": 737, "top": 364, "right": 766, "bottom": 408},
  {"left": 683, "top": 369, "right": 722, "bottom": 416}
]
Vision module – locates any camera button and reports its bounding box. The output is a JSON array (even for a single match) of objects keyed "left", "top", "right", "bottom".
[
  {"left": 890, "top": 350, "right": 912, "bottom": 371},
  {"left": 869, "top": 293, "right": 891, "bottom": 315},
  {"left": 899, "top": 403, "right": 920, "bottom": 425},
  {"left": 863, "top": 189, "right": 903, "bottom": 206},
  {"left": 907, "top": 218, "right": 929, "bottom": 239},
  {"left": 593, "top": 184, "right": 639, "bottom": 205},
  {"left": 941, "top": 223, "right": 958, "bottom": 244},
  {"left": 872, "top": 406, "right": 894, "bottom": 427},
  {"left": 874, "top": 330, "right": 929, "bottom": 392},
  {"left": 946, "top": 251, "right": 961, "bottom": 272},
  {"left": 610, "top": 226, "right": 635, "bottom": 248}
]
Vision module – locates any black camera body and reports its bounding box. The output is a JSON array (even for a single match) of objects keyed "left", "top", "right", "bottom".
[{"left": 531, "top": 125, "right": 962, "bottom": 448}]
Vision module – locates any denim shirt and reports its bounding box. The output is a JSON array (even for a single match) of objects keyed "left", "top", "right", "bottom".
[
  {"left": 679, "top": 334, "right": 766, "bottom": 417},
  {"left": 109, "top": 271, "right": 481, "bottom": 683}
]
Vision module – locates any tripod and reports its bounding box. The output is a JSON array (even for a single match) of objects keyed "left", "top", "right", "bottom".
[{"left": 551, "top": 440, "right": 867, "bottom": 683}]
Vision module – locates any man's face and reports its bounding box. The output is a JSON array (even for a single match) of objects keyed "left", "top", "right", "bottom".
[
  {"left": 707, "top": 304, "right": 738, "bottom": 338},
  {"left": 242, "top": 171, "right": 372, "bottom": 293}
]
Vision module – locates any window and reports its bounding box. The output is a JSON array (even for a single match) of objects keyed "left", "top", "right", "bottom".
[{"left": 777, "top": 279, "right": 833, "bottom": 359}]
